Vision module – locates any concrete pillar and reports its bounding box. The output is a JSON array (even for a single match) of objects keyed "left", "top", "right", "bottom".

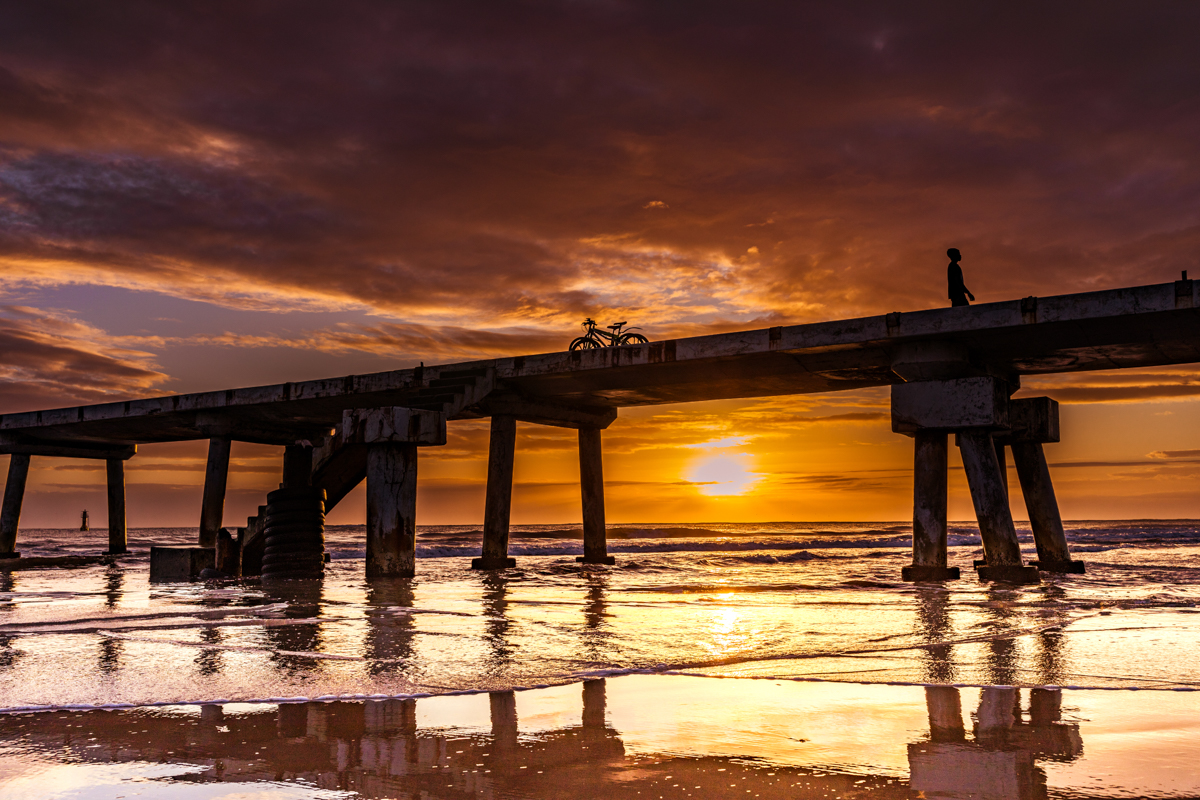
[
  {"left": 903, "top": 432, "right": 957, "bottom": 581},
  {"left": 577, "top": 427, "right": 615, "bottom": 565},
  {"left": 0, "top": 454, "right": 30, "bottom": 558},
  {"left": 282, "top": 443, "right": 313, "bottom": 488},
  {"left": 1012, "top": 442, "right": 1084, "bottom": 573},
  {"left": 975, "top": 686, "right": 1018, "bottom": 737},
  {"left": 473, "top": 415, "right": 517, "bottom": 570},
  {"left": 105, "top": 458, "right": 127, "bottom": 555},
  {"left": 958, "top": 431, "right": 1039, "bottom": 584},
  {"left": 366, "top": 443, "right": 417, "bottom": 578},
  {"left": 199, "top": 438, "right": 231, "bottom": 548}
]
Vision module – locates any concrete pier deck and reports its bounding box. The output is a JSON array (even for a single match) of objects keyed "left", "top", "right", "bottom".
[{"left": 1, "top": 279, "right": 1196, "bottom": 448}]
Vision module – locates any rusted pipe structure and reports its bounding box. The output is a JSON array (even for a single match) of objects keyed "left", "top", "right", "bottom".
[{"left": 1, "top": 277, "right": 1197, "bottom": 580}]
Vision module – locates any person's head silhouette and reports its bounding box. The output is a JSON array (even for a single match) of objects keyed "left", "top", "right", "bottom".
[{"left": 947, "top": 248, "right": 961, "bottom": 261}]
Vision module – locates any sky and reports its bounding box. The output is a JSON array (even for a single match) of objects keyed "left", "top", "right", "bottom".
[{"left": 2, "top": 1, "right": 1200, "bottom": 528}]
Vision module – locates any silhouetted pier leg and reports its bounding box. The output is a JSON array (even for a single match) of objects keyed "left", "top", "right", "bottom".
[
  {"left": 993, "top": 439, "right": 1009, "bottom": 501},
  {"left": 0, "top": 454, "right": 30, "bottom": 558},
  {"left": 577, "top": 427, "right": 615, "bottom": 565},
  {"left": 282, "top": 442, "right": 313, "bottom": 488},
  {"left": 958, "top": 432, "right": 1039, "bottom": 584},
  {"left": 473, "top": 415, "right": 517, "bottom": 570},
  {"left": 199, "top": 437, "right": 231, "bottom": 548},
  {"left": 489, "top": 690, "right": 518, "bottom": 751},
  {"left": 925, "top": 686, "right": 965, "bottom": 742},
  {"left": 1012, "top": 442, "right": 1084, "bottom": 574},
  {"left": 105, "top": 458, "right": 127, "bottom": 555},
  {"left": 903, "top": 432, "right": 957, "bottom": 581},
  {"left": 366, "top": 443, "right": 417, "bottom": 578}
]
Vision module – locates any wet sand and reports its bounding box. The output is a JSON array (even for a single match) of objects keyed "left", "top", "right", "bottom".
[{"left": 2, "top": 676, "right": 1198, "bottom": 799}]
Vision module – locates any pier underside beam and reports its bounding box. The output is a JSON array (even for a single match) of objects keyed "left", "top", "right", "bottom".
[
  {"left": 903, "top": 432, "right": 957, "bottom": 581},
  {"left": 0, "top": 454, "right": 30, "bottom": 557},
  {"left": 474, "top": 415, "right": 517, "bottom": 570},
  {"left": 577, "top": 426, "right": 614, "bottom": 565},
  {"left": 199, "top": 437, "right": 231, "bottom": 548},
  {"left": 105, "top": 458, "right": 127, "bottom": 555},
  {"left": 958, "top": 432, "right": 1039, "bottom": 584}
]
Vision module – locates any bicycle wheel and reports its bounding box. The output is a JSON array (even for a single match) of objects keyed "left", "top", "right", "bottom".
[
  {"left": 619, "top": 333, "right": 649, "bottom": 345},
  {"left": 570, "top": 336, "right": 601, "bottom": 351}
]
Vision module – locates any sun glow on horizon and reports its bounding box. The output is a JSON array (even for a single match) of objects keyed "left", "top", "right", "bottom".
[{"left": 687, "top": 452, "right": 762, "bottom": 497}]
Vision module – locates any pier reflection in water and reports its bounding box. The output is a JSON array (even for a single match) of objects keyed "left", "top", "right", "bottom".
[{"left": 1, "top": 676, "right": 1198, "bottom": 800}]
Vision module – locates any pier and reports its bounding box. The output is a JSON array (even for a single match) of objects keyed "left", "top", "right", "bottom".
[{"left": 1, "top": 277, "right": 1197, "bottom": 583}]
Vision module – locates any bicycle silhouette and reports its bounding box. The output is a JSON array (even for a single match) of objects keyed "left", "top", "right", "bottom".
[{"left": 569, "top": 318, "right": 649, "bottom": 350}]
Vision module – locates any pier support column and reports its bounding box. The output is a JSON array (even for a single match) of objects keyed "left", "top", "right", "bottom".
[
  {"left": 282, "top": 443, "right": 314, "bottom": 488},
  {"left": 1012, "top": 442, "right": 1084, "bottom": 573},
  {"left": 903, "top": 432, "right": 957, "bottom": 581},
  {"left": 199, "top": 437, "right": 231, "bottom": 548},
  {"left": 0, "top": 454, "right": 30, "bottom": 558},
  {"left": 345, "top": 407, "right": 445, "bottom": 580},
  {"left": 577, "top": 427, "right": 615, "bottom": 565},
  {"left": 473, "top": 415, "right": 517, "bottom": 570},
  {"left": 958, "top": 432, "right": 1039, "bottom": 584},
  {"left": 105, "top": 458, "right": 127, "bottom": 555},
  {"left": 994, "top": 439, "right": 1009, "bottom": 501},
  {"left": 366, "top": 443, "right": 417, "bottom": 578}
]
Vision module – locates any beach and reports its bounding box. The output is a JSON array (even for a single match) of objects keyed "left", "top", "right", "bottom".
[{"left": 0, "top": 522, "right": 1198, "bottom": 797}]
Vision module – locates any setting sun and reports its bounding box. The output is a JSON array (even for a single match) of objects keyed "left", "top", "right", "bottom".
[{"left": 688, "top": 453, "right": 761, "bottom": 496}]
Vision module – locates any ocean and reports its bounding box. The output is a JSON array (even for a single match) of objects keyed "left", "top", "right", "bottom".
[{"left": 1, "top": 521, "right": 1199, "bottom": 798}]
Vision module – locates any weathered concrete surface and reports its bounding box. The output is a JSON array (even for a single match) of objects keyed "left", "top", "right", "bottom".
[
  {"left": 0, "top": 453, "right": 29, "bottom": 557},
  {"left": 577, "top": 427, "right": 615, "bottom": 566},
  {"left": 105, "top": 458, "right": 127, "bottom": 555},
  {"left": 892, "top": 377, "right": 1010, "bottom": 434},
  {"left": 1, "top": 280, "right": 1196, "bottom": 448},
  {"left": 474, "top": 415, "right": 518, "bottom": 571},
  {"left": 903, "top": 432, "right": 958, "bottom": 582},
  {"left": 365, "top": 443, "right": 417, "bottom": 578},
  {"left": 1002, "top": 397, "right": 1060, "bottom": 443},
  {"left": 149, "top": 546, "right": 215, "bottom": 582},
  {"left": 344, "top": 407, "right": 446, "bottom": 446},
  {"left": 199, "top": 438, "right": 231, "bottom": 548}
]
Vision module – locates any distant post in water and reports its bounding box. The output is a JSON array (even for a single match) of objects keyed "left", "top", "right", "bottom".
[{"left": 80, "top": 509, "right": 89, "bottom": 531}]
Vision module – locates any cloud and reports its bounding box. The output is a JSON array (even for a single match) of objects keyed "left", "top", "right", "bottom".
[{"left": 0, "top": 306, "right": 168, "bottom": 412}]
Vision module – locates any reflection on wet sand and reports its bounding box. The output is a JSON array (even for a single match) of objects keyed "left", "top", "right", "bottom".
[
  {"left": 910, "top": 685, "right": 1082, "bottom": 799},
  {"left": 0, "top": 676, "right": 1123, "bottom": 800}
]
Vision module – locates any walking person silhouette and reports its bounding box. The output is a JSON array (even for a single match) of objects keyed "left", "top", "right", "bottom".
[{"left": 947, "top": 248, "right": 974, "bottom": 307}]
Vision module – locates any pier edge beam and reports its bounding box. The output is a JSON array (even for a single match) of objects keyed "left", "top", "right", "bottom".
[
  {"left": 105, "top": 458, "right": 127, "bottom": 555},
  {"left": 473, "top": 415, "right": 518, "bottom": 570},
  {"left": 576, "top": 426, "right": 615, "bottom": 566},
  {"left": 1012, "top": 441, "right": 1084, "bottom": 573},
  {"left": 958, "top": 431, "right": 1040, "bottom": 584},
  {"left": 0, "top": 453, "right": 31, "bottom": 558},
  {"left": 903, "top": 431, "right": 958, "bottom": 581},
  {"left": 198, "top": 437, "right": 232, "bottom": 548},
  {"left": 365, "top": 442, "right": 418, "bottom": 578}
]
